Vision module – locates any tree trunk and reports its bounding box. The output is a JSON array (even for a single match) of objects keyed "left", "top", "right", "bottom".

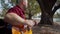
[
  {"left": 36, "top": 0, "right": 57, "bottom": 25},
  {"left": 28, "top": 11, "right": 32, "bottom": 19}
]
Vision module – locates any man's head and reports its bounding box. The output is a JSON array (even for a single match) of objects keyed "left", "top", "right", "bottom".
[{"left": 18, "top": 0, "right": 28, "bottom": 8}]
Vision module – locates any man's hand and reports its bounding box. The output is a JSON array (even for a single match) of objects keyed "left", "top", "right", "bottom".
[
  {"left": 25, "top": 20, "right": 35, "bottom": 27},
  {"left": 32, "top": 20, "right": 40, "bottom": 25}
]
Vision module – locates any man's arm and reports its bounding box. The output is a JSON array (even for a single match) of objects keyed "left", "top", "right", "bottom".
[
  {"left": 4, "top": 13, "right": 35, "bottom": 28},
  {"left": 4, "top": 13, "right": 26, "bottom": 28}
]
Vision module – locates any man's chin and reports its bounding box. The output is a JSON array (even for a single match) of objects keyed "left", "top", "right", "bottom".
[
  {"left": 24, "top": 6, "right": 28, "bottom": 9},
  {"left": 25, "top": 5, "right": 28, "bottom": 8},
  {"left": 24, "top": 7, "right": 27, "bottom": 10}
]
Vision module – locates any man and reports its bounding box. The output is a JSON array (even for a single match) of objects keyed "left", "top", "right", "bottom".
[{"left": 4, "top": 0, "right": 36, "bottom": 34}]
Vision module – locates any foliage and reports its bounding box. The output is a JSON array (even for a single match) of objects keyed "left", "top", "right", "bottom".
[
  {"left": 0, "top": 0, "right": 15, "bottom": 17},
  {"left": 0, "top": 0, "right": 41, "bottom": 18},
  {"left": 25, "top": 0, "right": 41, "bottom": 18}
]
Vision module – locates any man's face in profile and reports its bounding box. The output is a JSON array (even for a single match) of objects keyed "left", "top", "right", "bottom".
[{"left": 23, "top": 0, "right": 28, "bottom": 8}]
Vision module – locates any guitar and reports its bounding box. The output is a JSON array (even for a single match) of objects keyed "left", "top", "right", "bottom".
[{"left": 12, "top": 24, "right": 32, "bottom": 34}]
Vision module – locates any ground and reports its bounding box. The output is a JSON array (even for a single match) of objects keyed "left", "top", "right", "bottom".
[{"left": 32, "top": 23, "right": 60, "bottom": 34}]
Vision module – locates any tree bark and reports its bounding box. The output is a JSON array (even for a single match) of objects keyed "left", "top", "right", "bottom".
[
  {"left": 28, "top": 11, "right": 32, "bottom": 19},
  {"left": 53, "top": 4, "right": 60, "bottom": 13},
  {"left": 36, "top": 0, "right": 57, "bottom": 25}
]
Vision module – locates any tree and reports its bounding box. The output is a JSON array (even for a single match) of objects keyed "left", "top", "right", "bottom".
[
  {"left": 0, "top": 0, "right": 15, "bottom": 17},
  {"left": 11, "top": 0, "right": 16, "bottom": 4},
  {"left": 36, "top": 0, "right": 57, "bottom": 25},
  {"left": 11, "top": 0, "right": 19, "bottom": 4},
  {"left": 26, "top": 0, "right": 41, "bottom": 19}
]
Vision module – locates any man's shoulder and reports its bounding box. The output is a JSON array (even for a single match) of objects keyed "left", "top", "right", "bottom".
[
  {"left": 7, "top": 6, "right": 17, "bottom": 13},
  {"left": 7, "top": 5, "right": 21, "bottom": 14},
  {"left": 10, "top": 5, "right": 21, "bottom": 10},
  {"left": 8, "top": 5, "right": 18, "bottom": 11}
]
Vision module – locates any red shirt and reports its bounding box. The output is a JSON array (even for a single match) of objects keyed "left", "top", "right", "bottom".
[
  {"left": 7, "top": 5, "right": 25, "bottom": 19},
  {"left": 6, "top": 5, "right": 25, "bottom": 30}
]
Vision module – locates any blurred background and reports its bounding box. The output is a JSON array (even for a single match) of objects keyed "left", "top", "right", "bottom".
[{"left": 0, "top": 0, "right": 60, "bottom": 23}]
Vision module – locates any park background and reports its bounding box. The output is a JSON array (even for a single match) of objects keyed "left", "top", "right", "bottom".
[{"left": 0, "top": 0, "right": 60, "bottom": 34}]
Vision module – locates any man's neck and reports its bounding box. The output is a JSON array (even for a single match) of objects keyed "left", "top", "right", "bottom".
[{"left": 17, "top": 4, "right": 24, "bottom": 10}]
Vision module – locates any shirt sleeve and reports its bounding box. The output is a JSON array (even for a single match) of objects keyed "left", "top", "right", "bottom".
[{"left": 6, "top": 8, "right": 18, "bottom": 15}]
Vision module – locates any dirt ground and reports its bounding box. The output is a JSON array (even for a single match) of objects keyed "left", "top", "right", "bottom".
[{"left": 32, "top": 23, "right": 60, "bottom": 34}]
